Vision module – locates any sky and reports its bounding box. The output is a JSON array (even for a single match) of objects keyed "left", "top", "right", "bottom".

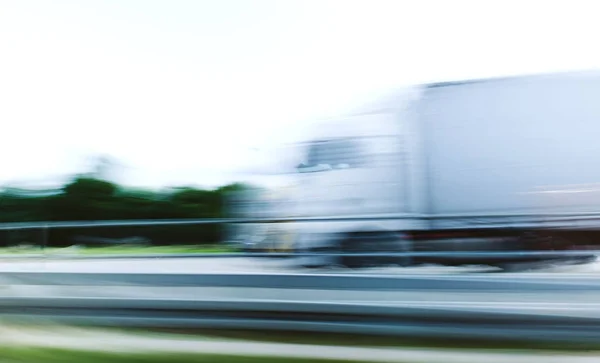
[{"left": 1, "top": 0, "right": 600, "bottom": 189}]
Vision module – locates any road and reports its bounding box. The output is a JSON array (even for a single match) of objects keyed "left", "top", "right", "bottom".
[{"left": 0, "top": 255, "right": 599, "bottom": 276}]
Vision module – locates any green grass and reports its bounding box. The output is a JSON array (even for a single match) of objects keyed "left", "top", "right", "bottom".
[
  {"left": 0, "top": 244, "right": 238, "bottom": 256},
  {"left": 0, "top": 322, "right": 596, "bottom": 361},
  {"left": 0, "top": 347, "right": 362, "bottom": 363}
]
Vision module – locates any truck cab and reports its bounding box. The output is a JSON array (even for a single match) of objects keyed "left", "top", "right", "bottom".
[{"left": 288, "top": 113, "right": 416, "bottom": 268}]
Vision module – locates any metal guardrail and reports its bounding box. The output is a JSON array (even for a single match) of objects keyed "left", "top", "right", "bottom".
[
  {"left": 22, "top": 313, "right": 598, "bottom": 344},
  {"left": 2, "top": 297, "right": 599, "bottom": 320},
  {"left": 0, "top": 214, "right": 425, "bottom": 231},
  {"left": 2, "top": 272, "right": 600, "bottom": 343},
  {"left": 3, "top": 271, "right": 600, "bottom": 290},
  {"left": 1, "top": 294, "right": 600, "bottom": 343},
  {"left": 5, "top": 211, "right": 600, "bottom": 230}
]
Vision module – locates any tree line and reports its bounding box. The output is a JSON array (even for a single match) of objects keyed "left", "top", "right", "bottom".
[{"left": 0, "top": 176, "right": 252, "bottom": 248}]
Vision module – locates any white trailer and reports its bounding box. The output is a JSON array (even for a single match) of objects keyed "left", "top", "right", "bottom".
[
  {"left": 245, "top": 71, "right": 600, "bottom": 268},
  {"left": 417, "top": 72, "right": 600, "bottom": 222}
]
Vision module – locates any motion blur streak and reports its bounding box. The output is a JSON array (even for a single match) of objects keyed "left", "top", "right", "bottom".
[{"left": 0, "top": 269, "right": 600, "bottom": 345}]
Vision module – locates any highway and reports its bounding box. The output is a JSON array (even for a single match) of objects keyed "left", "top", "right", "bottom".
[{"left": 0, "top": 255, "right": 599, "bottom": 275}]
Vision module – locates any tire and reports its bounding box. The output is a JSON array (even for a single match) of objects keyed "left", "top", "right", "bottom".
[
  {"left": 294, "top": 233, "right": 340, "bottom": 269},
  {"left": 496, "top": 263, "right": 528, "bottom": 272},
  {"left": 297, "top": 246, "right": 341, "bottom": 268},
  {"left": 338, "top": 231, "right": 413, "bottom": 269}
]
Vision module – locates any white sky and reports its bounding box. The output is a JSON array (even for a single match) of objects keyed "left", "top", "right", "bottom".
[{"left": 1, "top": 0, "right": 600, "bottom": 189}]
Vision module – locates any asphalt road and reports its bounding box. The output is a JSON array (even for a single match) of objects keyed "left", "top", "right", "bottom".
[{"left": 0, "top": 255, "right": 598, "bottom": 276}]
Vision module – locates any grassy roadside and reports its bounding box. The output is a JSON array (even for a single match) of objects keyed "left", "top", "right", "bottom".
[
  {"left": 138, "top": 328, "right": 600, "bottom": 352},
  {"left": 0, "top": 322, "right": 597, "bottom": 362},
  {"left": 0, "top": 347, "right": 357, "bottom": 363},
  {"left": 0, "top": 244, "right": 238, "bottom": 256},
  {"left": 7, "top": 321, "right": 598, "bottom": 353}
]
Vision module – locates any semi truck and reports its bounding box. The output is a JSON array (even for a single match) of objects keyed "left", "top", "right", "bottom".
[{"left": 232, "top": 70, "right": 600, "bottom": 270}]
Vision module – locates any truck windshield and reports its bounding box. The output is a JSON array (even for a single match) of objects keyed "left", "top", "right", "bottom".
[
  {"left": 298, "top": 139, "right": 365, "bottom": 171},
  {"left": 296, "top": 136, "right": 401, "bottom": 173}
]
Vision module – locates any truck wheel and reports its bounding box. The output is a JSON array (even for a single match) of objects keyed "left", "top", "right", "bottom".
[
  {"left": 294, "top": 233, "right": 341, "bottom": 269},
  {"left": 337, "top": 231, "right": 412, "bottom": 269},
  {"left": 335, "top": 233, "right": 369, "bottom": 269},
  {"left": 496, "top": 261, "right": 550, "bottom": 272},
  {"left": 297, "top": 246, "right": 342, "bottom": 269},
  {"left": 495, "top": 263, "right": 524, "bottom": 272}
]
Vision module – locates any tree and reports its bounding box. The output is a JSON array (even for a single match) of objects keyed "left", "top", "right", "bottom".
[
  {"left": 47, "top": 177, "right": 118, "bottom": 221},
  {"left": 63, "top": 177, "right": 117, "bottom": 199},
  {"left": 0, "top": 174, "right": 255, "bottom": 247}
]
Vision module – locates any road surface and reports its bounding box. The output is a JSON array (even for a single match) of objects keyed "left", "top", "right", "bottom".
[{"left": 0, "top": 256, "right": 599, "bottom": 275}]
